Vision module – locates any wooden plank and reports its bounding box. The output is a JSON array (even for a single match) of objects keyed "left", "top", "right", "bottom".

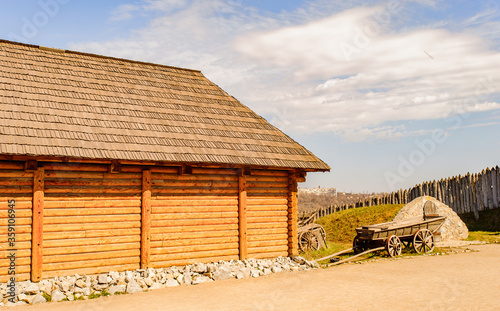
[
  {"left": 151, "top": 230, "right": 238, "bottom": 241},
  {"left": 152, "top": 243, "right": 239, "bottom": 256},
  {"left": 247, "top": 228, "right": 288, "bottom": 235},
  {"left": 43, "top": 221, "right": 140, "bottom": 232},
  {"left": 44, "top": 207, "right": 140, "bottom": 216},
  {"left": 247, "top": 210, "right": 288, "bottom": 217},
  {"left": 248, "top": 245, "right": 289, "bottom": 254},
  {"left": 152, "top": 181, "right": 238, "bottom": 188},
  {"left": 150, "top": 255, "right": 238, "bottom": 269},
  {"left": 43, "top": 228, "right": 141, "bottom": 240},
  {"left": 44, "top": 180, "right": 142, "bottom": 187},
  {"left": 141, "top": 170, "right": 151, "bottom": 269},
  {"left": 248, "top": 251, "right": 288, "bottom": 260},
  {"left": 44, "top": 214, "right": 140, "bottom": 224},
  {"left": 248, "top": 240, "right": 288, "bottom": 248},
  {"left": 152, "top": 211, "right": 238, "bottom": 220},
  {"left": 0, "top": 273, "right": 30, "bottom": 283},
  {"left": 44, "top": 235, "right": 139, "bottom": 247},
  {"left": 44, "top": 199, "right": 141, "bottom": 208},
  {"left": 247, "top": 234, "right": 289, "bottom": 242},
  {"left": 31, "top": 167, "right": 44, "bottom": 282},
  {"left": 151, "top": 218, "right": 238, "bottom": 227},
  {"left": 288, "top": 173, "right": 299, "bottom": 257},
  {"left": 154, "top": 236, "right": 239, "bottom": 248},
  {"left": 152, "top": 206, "right": 238, "bottom": 214},
  {"left": 151, "top": 197, "right": 238, "bottom": 206},
  {"left": 150, "top": 224, "right": 238, "bottom": 233},
  {"left": 247, "top": 216, "right": 288, "bottom": 223},
  {"left": 238, "top": 174, "right": 248, "bottom": 260},
  {"left": 44, "top": 249, "right": 140, "bottom": 264},
  {"left": 247, "top": 223, "right": 288, "bottom": 229},
  {"left": 0, "top": 162, "right": 25, "bottom": 170},
  {"left": 0, "top": 171, "right": 34, "bottom": 178},
  {"left": 43, "top": 257, "right": 139, "bottom": 271},
  {"left": 42, "top": 163, "right": 109, "bottom": 172}
]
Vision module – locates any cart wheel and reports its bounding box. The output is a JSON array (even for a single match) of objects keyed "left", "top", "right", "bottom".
[
  {"left": 353, "top": 235, "right": 367, "bottom": 254},
  {"left": 413, "top": 229, "right": 434, "bottom": 253},
  {"left": 385, "top": 235, "right": 402, "bottom": 257},
  {"left": 298, "top": 231, "right": 320, "bottom": 252}
]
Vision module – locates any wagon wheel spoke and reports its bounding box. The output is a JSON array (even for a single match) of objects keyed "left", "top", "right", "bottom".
[
  {"left": 413, "top": 229, "right": 434, "bottom": 253},
  {"left": 299, "top": 231, "right": 319, "bottom": 252},
  {"left": 385, "top": 235, "right": 402, "bottom": 257}
]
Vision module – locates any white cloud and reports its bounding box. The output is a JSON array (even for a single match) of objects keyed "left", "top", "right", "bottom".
[
  {"left": 109, "top": 4, "right": 141, "bottom": 21},
  {"left": 72, "top": 1, "right": 500, "bottom": 142}
]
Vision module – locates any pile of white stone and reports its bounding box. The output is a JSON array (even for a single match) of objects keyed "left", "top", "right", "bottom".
[{"left": 0, "top": 256, "right": 317, "bottom": 307}]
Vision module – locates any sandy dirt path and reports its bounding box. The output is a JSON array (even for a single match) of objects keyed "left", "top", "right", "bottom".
[{"left": 15, "top": 244, "right": 500, "bottom": 311}]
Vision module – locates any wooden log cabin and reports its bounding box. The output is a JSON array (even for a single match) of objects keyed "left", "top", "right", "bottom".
[{"left": 0, "top": 39, "right": 329, "bottom": 283}]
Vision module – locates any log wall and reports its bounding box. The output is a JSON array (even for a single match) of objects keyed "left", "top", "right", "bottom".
[{"left": 0, "top": 160, "right": 304, "bottom": 282}]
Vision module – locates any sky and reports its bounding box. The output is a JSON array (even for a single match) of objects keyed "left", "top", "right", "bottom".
[{"left": 0, "top": 0, "right": 499, "bottom": 193}]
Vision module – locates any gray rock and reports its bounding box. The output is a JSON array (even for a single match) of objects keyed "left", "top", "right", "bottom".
[
  {"left": 126, "top": 281, "right": 143, "bottom": 294},
  {"left": 165, "top": 279, "right": 179, "bottom": 287},
  {"left": 17, "top": 293, "right": 29, "bottom": 303},
  {"left": 108, "top": 285, "right": 126, "bottom": 295},
  {"left": 73, "top": 286, "right": 84, "bottom": 294},
  {"left": 21, "top": 281, "right": 40, "bottom": 295},
  {"left": 191, "top": 263, "right": 207, "bottom": 274},
  {"left": 82, "top": 287, "right": 91, "bottom": 296},
  {"left": 75, "top": 279, "right": 86, "bottom": 288},
  {"left": 31, "top": 294, "right": 46, "bottom": 305},
  {"left": 212, "top": 267, "right": 232, "bottom": 280},
  {"left": 98, "top": 274, "right": 108, "bottom": 284},
  {"left": 183, "top": 268, "right": 192, "bottom": 285},
  {"left": 51, "top": 290, "right": 66, "bottom": 302},
  {"left": 192, "top": 275, "right": 211, "bottom": 285}
]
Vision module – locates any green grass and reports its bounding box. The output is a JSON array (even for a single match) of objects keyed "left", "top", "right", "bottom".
[
  {"left": 466, "top": 231, "right": 500, "bottom": 243},
  {"left": 315, "top": 204, "right": 404, "bottom": 244}
]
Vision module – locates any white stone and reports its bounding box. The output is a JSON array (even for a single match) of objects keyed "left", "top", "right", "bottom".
[
  {"left": 165, "top": 279, "right": 179, "bottom": 287},
  {"left": 108, "top": 285, "right": 126, "bottom": 295},
  {"left": 21, "top": 281, "right": 40, "bottom": 295},
  {"left": 98, "top": 274, "right": 108, "bottom": 284},
  {"left": 144, "top": 277, "right": 154, "bottom": 287},
  {"left": 126, "top": 281, "right": 143, "bottom": 294},
  {"left": 51, "top": 290, "right": 66, "bottom": 302},
  {"left": 31, "top": 294, "right": 47, "bottom": 304},
  {"left": 149, "top": 283, "right": 163, "bottom": 290}
]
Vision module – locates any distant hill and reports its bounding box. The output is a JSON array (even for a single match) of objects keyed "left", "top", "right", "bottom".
[{"left": 298, "top": 188, "right": 383, "bottom": 212}]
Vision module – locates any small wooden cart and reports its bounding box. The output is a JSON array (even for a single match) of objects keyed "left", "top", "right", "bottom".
[
  {"left": 315, "top": 202, "right": 447, "bottom": 265},
  {"left": 297, "top": 212, "right": 327, "bottom": 252}
]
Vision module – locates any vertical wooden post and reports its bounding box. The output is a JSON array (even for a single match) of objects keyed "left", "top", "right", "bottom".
[
  {"left": 287, "top": 173, "right": 298, "bottom": 257},
  {"left": 31, "top": 167, "right": 44, "bottom": 282},
  {"left": 238, "top": 173, "right": 248, "bottom": 260},
  {"left": 141, "top": 170, "right": 151, "bottom": 269}
]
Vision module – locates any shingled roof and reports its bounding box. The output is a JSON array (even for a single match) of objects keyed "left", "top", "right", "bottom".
[{"left": 0, "top": 40, "right": 329, "bottom": 171}]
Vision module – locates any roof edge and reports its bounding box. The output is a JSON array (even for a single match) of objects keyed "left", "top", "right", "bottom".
[{"left": 0, "top": 39, "right": 201, "bottom": 74}]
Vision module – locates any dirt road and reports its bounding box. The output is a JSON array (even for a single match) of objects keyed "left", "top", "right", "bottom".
[{"left": 16, "top": 244, "right": 500, "bottom": 311}]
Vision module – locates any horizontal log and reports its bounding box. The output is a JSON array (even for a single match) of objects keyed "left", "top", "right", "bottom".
[
  {"left": 44, "top": 195, "right": 142, "bottom": 201},
  {"left": 149, "top": 167, "right": 178, "bottom": 174},
  {"left": 0, "top": 218, "right": 31, "bottom": 226},
  {"left": 150, "top": 255, "right": 238, "bottom": 269},
  {"left": 43, "top": 163, "right": 109, "bottom": 172},
  {"left": 152, "top": 218, "right": 238, "bottom": 227},
  {"left": 0, "top": 257, "right": 30, "bottom": 267},
  {"left": 0, "top": 273, "right": 30, "bottom": 282},
  {"left": 44, "top": 235, "right": 140, "bottom": 247},
  {"left": 247, "top": 234, "right": 289, "bottom": 242},
  {"left": 250, "top": 170, "right": 289, "bottom": 177},
  {"left": 41, "top": 264, "right": 139, "bottom": 279},
  {"left": 44, "top": 207, "right": 140, "bottom": 217},
  {"left": 44, "top": 249, "right": 140, "bottom": 264},
  {"left": 0, "top": 226, "right": 32, "bottom": 234},
  {"left": 44, "top": 214, "right": 141, "bottom": 225},
  {"left": 44, "top": 199, "right": 141, "bottom": 208},
  {"left": 0, "top": 241, "right": 31, "bottom": 251},
  {"left": 44, "top": 187, "right": 141, "bottom": 194},
  {"left": 151, "top": 230, "right": 238, "bottom": 241},
  {"left": 45, "top": 179, "right": 142, "bottom": 187},
  {"left": 0, "top": 179, "right": 33, "bottom": 186},
  {"left": 0, "top": 249, "right": 31, "bottom": 259},
  {"left": 44, "top": 242, "right": 140, "bottom": 256},
  {"left": 152, "top": 206, "right": 238, "bottom": 214},
  {"left": 43, "top": 221, "right": 140, "bottom": 232},
  {"left": 151, "top": 198, "right": 238, "bottom": 207},
  {"left": 44, "top": 228, "right": 141, "bottom": 240},
  {"left": 247, "top": 245, "right": 288, "bottom": 254},
  {"left": 153, "top": 181, "right": 238, "bottom": 188},
  {"left": 0, "top": 162, "right": 25, "bottom": 170},
  {"left": 152, "top": 188, "right": 238, "bottom": 195},
  {"left": 151, "top": 236, "right": 239, "bottom": 248},
  {"left": 150, "top": 224, "right": 238, "bottom": 234},
  {"left": 150, "top": 248, "right": 238, "bottom": 262},
  {"left": 152, "top": 174, "right": 238, "bottom": 182},
  {"left": 151, "top": 243, "right": 239, "bottom": 257},
  {"left": 43, "top": 257, "right": 139, "bottom": 272},
  {"left": 0, "top": 172, "right": 34, "bottom": 178},
  {"left": 247, "top": 210, "right": 288, "bottom": 217},
  {"left": 246, "top": 198, "right": 288, "bottom": 205},
  {"left": 246, "top": 176, "right": 288, "bottom": 183},
  {"left": 152, "top": 211, "right": 238, "bottom": 220},
  {"left": 248, "top": 240, "right": 288, "bottom": 248},
  {"left": 247, "top": 223, "right": 288, "bottom": 230},
  {"left": 191, "top": 168, "right": 238, "bottom": 175},
  {"left": 247, "top": 216, "right": 288, "bottom": 224},
  {"left": 0, "top": 201, "right": 32, "bottom": 209},
  {"left": 248, "top": 251, "right": 288, "bottom": 260},
  {"left": 247, "top": 182, "right": 288, "bottom": 188},
  {"left": 0, "top": 187, "right": 33, "bottom": 194},
  {"left": 0, "top": 209, "right": 32, "bottom": 217},
  {"left": 44, "top": 172, "right": 142, "bottom": 179},
  {"left": 247, "top": 228, "right": 288, "bottom": 235}
]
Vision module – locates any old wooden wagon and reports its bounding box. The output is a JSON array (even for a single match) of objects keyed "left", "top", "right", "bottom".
[{"left": 0, "top": 39, "right": 330, "bottom": 283}]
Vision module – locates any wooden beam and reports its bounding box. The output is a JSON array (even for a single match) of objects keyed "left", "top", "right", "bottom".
[
  {"left": 287, "top": 173, "right": 299, "bottom": 257},
  {"left": 238, "top": 174, "right": 248, "bottom": 260},
  {"left": 31, "top": 167, "right": 44, "bottom": 282},
  {"left": 141, "top": 170, "right": 152, "bottom": 269}
]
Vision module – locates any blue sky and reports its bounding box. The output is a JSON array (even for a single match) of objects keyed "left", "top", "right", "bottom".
[{"left": 1, "top": 0, "right": 499, "bottom": 193}]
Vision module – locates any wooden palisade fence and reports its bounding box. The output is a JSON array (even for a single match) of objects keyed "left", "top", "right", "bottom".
[{"left": 302, "top": 166, "right": 500, "bottom": 221}]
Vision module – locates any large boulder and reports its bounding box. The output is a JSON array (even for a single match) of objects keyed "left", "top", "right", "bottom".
[{"left": 393, "top": 196, "right": 468, "bottom": 241}]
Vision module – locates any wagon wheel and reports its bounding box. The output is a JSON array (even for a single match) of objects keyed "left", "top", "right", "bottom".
[
  {"left": 413, "top": 229, "right": 434, "bottom": 253},
  {"left": 298, "top": 230, "right": 320, "bottom": 252},
  {"left": 385, "top": 235, "right": 402, "bottom": 257},
  {"left": 353, "top": 235, "right": 368, "bottom": 254}
]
